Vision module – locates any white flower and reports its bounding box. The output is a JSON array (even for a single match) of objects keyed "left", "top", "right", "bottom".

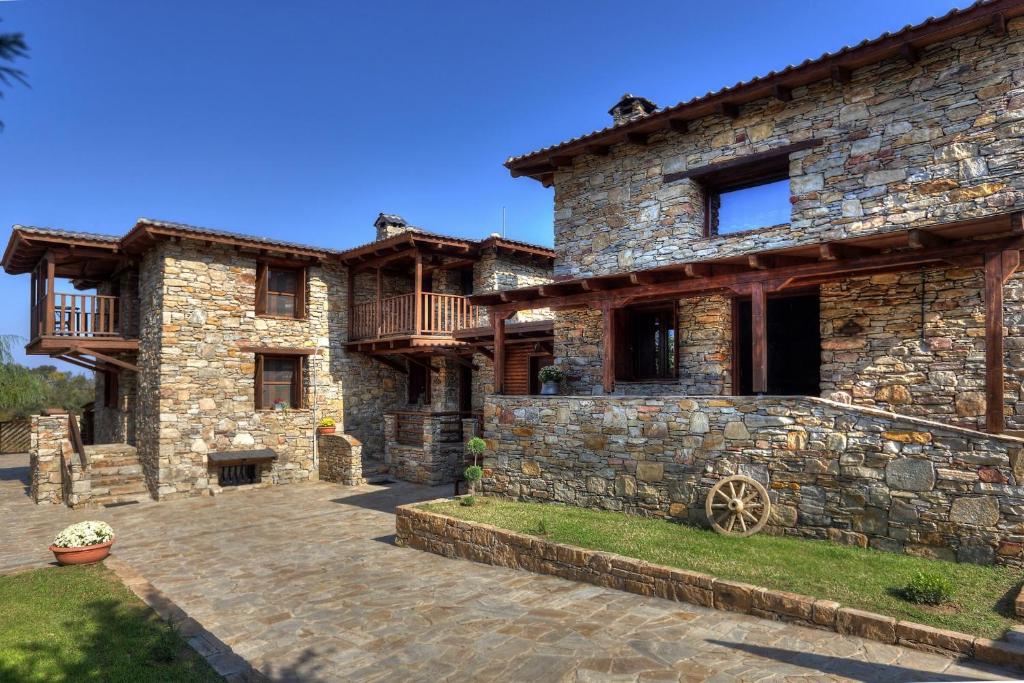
[{"left": 53, "top": 521, "right": 114, "bottom": 548}]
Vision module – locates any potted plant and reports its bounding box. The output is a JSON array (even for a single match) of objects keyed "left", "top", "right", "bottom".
[
  {"left": 49, "top": 521, "right": 115, "bottom": 566},
  {"left": 274, "top": 400, "right": 289, "bottom": 411},
  {"left": 538, "top": 365, "right": 564, "bottom": 395},
  {"left": 317, "top": 417, "right": 336, "bottom": 435}
]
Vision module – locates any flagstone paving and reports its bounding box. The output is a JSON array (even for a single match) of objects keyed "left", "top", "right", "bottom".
[{"left": 0, "top": 451, "right": 1019, "bottom": 682}]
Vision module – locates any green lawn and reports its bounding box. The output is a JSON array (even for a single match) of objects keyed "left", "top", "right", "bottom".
[
  {"left": 0, "top": 564, "right": 222, "bottom": 682},
  {"left": 422, "top": 498, "right": 1024, "bottom": 639}
]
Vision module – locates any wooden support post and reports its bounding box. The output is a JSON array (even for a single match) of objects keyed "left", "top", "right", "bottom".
[
  {"left": 984, "top": 250, "right": 1019, "bottom": 433},
  {"left": 375, "top": 267, "right": 382, "bottom": 338},
  {"left": 751, "top": 281, "right": 768, "bottom": 394},
  {"left": 45, "top": 251, "right": 56, "bottom": 336},
  {"left": 414, "top": 250, "right": 423, "bottom": 335},
  {"left": 493, "top": 311, "right": 508, "bottom": 395},
  {"left": 602, "top": 301, "right": 616, "bottom": 395},
  {"left": 346, "top": 269, "right": 355, "bottom": 340}
]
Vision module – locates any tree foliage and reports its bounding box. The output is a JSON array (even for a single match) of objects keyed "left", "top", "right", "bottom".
[
  {"left": 0, "top": 20, "right": 29, "bottom": 130},
  {"left": 0, "top": 336, "right": 93, "bottom": 421}
]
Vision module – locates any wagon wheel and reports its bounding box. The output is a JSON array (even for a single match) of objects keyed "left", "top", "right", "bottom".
[{"left": 705, "top": 475, "right": 771, "bottom": 537}]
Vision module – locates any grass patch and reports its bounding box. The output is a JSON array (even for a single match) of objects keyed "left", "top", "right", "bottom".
[
  {"left": 421, "top": 497, "right": 1024, "bottom": 639},
  {"left": 0, "top": 564, "right": 221, "bottom": 682}
]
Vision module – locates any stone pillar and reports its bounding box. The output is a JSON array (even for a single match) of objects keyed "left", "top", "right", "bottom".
[
  {"left": 382, "top": 413, "right": 397, "bottom": 465},
  {"left": 462, "top": 417, "right": 481, "bottom": 442},
  {"left": 29, "top": 413, "right": 70, "bottom": 505},
  {"left": 318, "top": 433, "right": 365, "bottom": 486}
]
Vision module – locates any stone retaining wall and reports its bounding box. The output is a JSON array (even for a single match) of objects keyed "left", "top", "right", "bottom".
[
  {"left": 482, "top": 394, "right": 1024, "bottom": 565},
  {"left": 28, "top": 414, "right": 70, "bottom": 505},
  {"left": 395, "top": 504, "right": 1024, "bottom": 668}
]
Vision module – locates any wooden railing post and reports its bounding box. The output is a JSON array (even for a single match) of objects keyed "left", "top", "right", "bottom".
[
  {"left": 984, "top": 249, "right": 1021, "bottom": 433},
  {"left": 375, "top": 267, "right": 382, "bottom": 339},
  {"left": 45, "top": 251, "right": 55, "bottom": 336},
  {"left": 414, "top": 251, "right": 423, "bottom": 336},
  {"left": 751, "top": 280, "right": 768, "bottom": 394}
]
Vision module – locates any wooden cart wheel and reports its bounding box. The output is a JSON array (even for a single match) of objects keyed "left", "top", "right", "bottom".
[{"left": 705, "top": 475, "right": 771, "bottom": 537}]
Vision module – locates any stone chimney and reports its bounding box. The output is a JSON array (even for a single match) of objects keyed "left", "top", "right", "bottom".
[
  {"left": 609, "top": 93, "right": 658, "bottom": 125},
  {"left": 374, "top": 213, "right": 420, "bottom": 241}
]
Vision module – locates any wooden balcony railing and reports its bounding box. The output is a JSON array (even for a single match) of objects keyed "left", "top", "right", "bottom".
[
  {"left": 349, "top": 292, "right": 485, "bottom": 341},
  {"left": 31, "top": 292, "right": 120, "bottom": 339}
]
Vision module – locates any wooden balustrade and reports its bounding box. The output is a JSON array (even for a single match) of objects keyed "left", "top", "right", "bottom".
[
  {"left": 34, "top": 292, "right": 119, "bottom": 339},
  {"left": 349, "top": 292, "right": 484, "bottom": 340}
]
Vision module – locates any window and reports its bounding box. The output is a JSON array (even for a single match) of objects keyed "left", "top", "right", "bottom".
[
  {"left": 255, "top": 263, "right": 306, "bottom": 318},
  {"left": 712, "top": 179, "right": 791, "bottom": 235},
  {"left": 614, "top": 306, "right": 678, "bottom": 381},
  {"left": 255, "top": 355, "right": 303, "bottom": 409},
  {"left": 408, "top": 361, "right": 431, "bottom": 405}
]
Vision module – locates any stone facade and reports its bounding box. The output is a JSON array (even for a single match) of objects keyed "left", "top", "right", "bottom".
[
  {"left": 384, "top": 412, "right": 464, "bottom": 485},
  {"left": 482, "top": 394, "right": 1024, "bottom": 566},
  {"left": 28, "top": 413, "right": 69, "bottom": 505},
  {"left": 551, "top": 20, "right": 1024, "bottom": 279}
]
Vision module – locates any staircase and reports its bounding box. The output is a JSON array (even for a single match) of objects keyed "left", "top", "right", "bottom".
[
  {"left": 362, "top": 457, "right": 392, "bottom": 484},
  {"left": 82, "top": 443, "right": 151, "bottom": 507}
]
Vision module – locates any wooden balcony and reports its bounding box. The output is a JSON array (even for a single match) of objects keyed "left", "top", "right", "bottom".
[
  {"left": 350, "top": 292, "right": 486, "bottom": 346},
  {"left": 27, "top": 289, "right": 138, "bottom": 357}
]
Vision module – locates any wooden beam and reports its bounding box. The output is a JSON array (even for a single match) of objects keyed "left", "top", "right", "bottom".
[
  {"left": 663, "top": 139, "right": 824, "bottom": 186},
  {"left": 985, "top": 250, "right": 1008, "bottom": 433},
  {"left": 667, "top": 118, "right": 688, "bottom": 133},
  {"left": 55, "top": 354, "right": 104, "bottom": 373},
  {"left": 414, "top": 251, "right": 423, "bottom": 335},
  {"left": 718, "top": 102, "right": 740, "bottom": 119},
  {"left": 684, "top": 263, "right": 712, "bottom": 278},
  {"left": 750, "top": 281, "right": 767, "bottom": 394},
  {"left": 819, "top": 242, "right": 877, "bottom": 261},
  {"left": 900, "top": 43, "right": 921, "bottom": 64},
  {"left": 406, "top": 356, "right": 440, "bottom": 375},
  {"left": 375, "top": 267, "right": 383, "bottom": 338},
  {"left": 71, "top": 347, "right": 140, "bottom": 373},
  {"left": 629, "top": 272, "right": 659, "bottom": 285},
  {"left": 549, "top": 155, "right": 574, "bottom": 169},
  {"left": 831, "top": 65, "right": 852, "bottom": 84},
  {"left": 992, "top": 12, "right": 1008, "bottom": 36},
  {"left": 369, "top": 355, "right": 408, "bottom": 375},
  {"left": 602, "top": 301, "right": 616, "bottom": 395},
  {"left": 908, "top": 228, "right": 950, "bottom": 250},
  {"left": 493, "top": 313, "right": 507, "bottom": 394},
  {"left": 45, "top": 251, "right": 55, "bottom": 337},
  {"left": 773, "top": 84, "right": 793, "bottom": 102}
]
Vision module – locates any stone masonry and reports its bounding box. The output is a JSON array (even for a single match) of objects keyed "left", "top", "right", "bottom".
[{"left": 483, "top": 394, "right": 1024, "bottom": 566}]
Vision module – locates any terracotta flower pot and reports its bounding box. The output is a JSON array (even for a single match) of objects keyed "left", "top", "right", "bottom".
[
  {"left": 318, "top": 426, "right": 336, "bottom": 435},
  {"left": 49, "top": 539, "right": 114, "bottom": 566}
]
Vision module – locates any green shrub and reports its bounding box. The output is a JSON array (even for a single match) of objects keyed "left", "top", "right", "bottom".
[
  {"left": 463, "top": 465, "right": 483, "bottom": 483},
  {"left": 532, "top": 518, "right": 550, "bottom": 536},
  {"left": 901, "top": 571, "right": 954, "bottom": 605},
  {"left": 460, "top": 495, "right": 476, "bottom": 507},
  {"left": 465, "top": 437, "right": 486, "bottom": 465}
]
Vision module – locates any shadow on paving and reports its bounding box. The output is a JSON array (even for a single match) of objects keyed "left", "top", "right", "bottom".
[
  {"left": 707, "top": 640, "right": 1007, "bottom": 682},
  {"left": 329, "top": 482, "right": 443, "bottom": 514}
]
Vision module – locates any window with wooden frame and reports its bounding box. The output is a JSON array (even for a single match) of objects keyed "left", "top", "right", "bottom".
[
  {"left": 407, "top": 361, "right": 431, "bottom": 405},
  {"left": 614, "top": 305, "right": 678, "bottom": 381},
  {"left": 255, "top": 263, "right": 306, "bottom": 318},
  {"left": 254, "top": 354, "right": 304, "bottom": 410}
]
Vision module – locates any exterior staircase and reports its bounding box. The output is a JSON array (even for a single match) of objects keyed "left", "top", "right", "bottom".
[
  {"left": 362, "top": 457, "right": 391, "bottom": 484},
  {"left": 82, "top": 443, "right": 151, "bottom": 507}
]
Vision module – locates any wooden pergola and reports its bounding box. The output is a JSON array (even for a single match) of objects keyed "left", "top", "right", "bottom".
[{"left": 473, "top": 212, "right": 1024, "bottom": 433}]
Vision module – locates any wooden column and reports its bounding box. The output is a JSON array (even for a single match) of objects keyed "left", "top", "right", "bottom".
[
  {"left": 29, "top": 264, "right": 36, "bottom": 340},
  {"left": 602, "top": 301, "right": 616, "bottom": 395},
  {"left": 984, "top": 249, "right": 1020, "bottom": 433},
  {"left": 346, "top": 269, "right": 354, "bottom": 339},
  {"left": 493, "top": 311, "right": 508, "bottom": 394},
  {"left": 751, "top": 280, "right": 768, "bottom": 394},
  {"left": 375, "top": 266, "right": 382, "bottom": 339},
  {"left": 45, "top": 251, "right": 56, "bottom": 337},
  {"left": 414, "top": 250, "right": 423, "bottom": 335}
]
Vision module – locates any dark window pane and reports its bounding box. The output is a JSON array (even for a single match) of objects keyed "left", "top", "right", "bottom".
[
  {"left": 268, "top": 293, "right": 295, "bottom": 316},
  {"left": 268, "top": 269, "right": 298, "bottom": 295},
  {"left": 263, "top": 357, "right": 295, "bottom": 382}
]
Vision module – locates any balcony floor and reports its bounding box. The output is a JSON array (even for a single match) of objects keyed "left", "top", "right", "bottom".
[{"left": 26, "top": 335, "right": 139, "bottom": 356}]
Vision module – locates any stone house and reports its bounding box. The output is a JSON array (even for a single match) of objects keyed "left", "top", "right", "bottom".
[
  {"left": 473, "top": 1, "right": 1024, "bottom": 565},
  {"left": 2, "top": 214, "right": 553, "bottom": 505}
]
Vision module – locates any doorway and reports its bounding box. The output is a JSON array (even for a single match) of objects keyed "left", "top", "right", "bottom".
[
  {"left": 735, "top": 291, "right": 820, "bottom": 396},
  {"left": 459, "top": 364, "right": 473, "bottom": 414}
]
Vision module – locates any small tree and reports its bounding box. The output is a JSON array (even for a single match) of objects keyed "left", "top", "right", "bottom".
[
  {"left": 463, "top": 437, "right": 487, "bottom": 499},
  {"left": 465, "top": 436, "right": 486, "bottom": 466}
]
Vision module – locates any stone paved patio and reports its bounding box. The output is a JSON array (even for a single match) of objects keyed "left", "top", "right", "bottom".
[{"left": 0, "top": 452, "right": 1018, "bottom": 682}]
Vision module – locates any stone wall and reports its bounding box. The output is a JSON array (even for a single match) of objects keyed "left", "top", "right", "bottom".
[
  {"left": 92, "top": 268, "right": 141, "bottom": 446},
  {"left": 475, "top": 246, "right": 552, "bottom": 323},
  {"left": 384, "top": 412, "right": 464, "bottom": 485},
  {"left": 482, "top": 394, "right": 1024, "bottom": 566},
  {"left": 552, "top": 20, "right": 1024, "bottom": 278},
  {"left": 318, "top": 432, "right": 364, "bottom": 485},
  {"left": 28, "top": 413, "right": 69, "bottom": 505}
]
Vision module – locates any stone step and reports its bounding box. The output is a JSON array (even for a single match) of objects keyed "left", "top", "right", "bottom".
[
  {"left": 93, "top": 491, "right": 152, "bottom": 507},
  {"left": 84, "top": 443, "right": 137, "bottom": 457},
  {"left": 90, "top": 463, "right": 143, "bottom": 477}
]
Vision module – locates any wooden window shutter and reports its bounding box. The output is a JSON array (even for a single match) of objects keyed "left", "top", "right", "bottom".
[
  {"left": 295, "top": 267, "right": 307, "bottom": 319},
  {"left": 291, "top": 356, "right": 304, "bottom": 409},
  {"left": 255, "top": 262, "right": 268, "bottom": 315},
  {"left": 254, "top": 354, "right": 264, "bottom": 409}
]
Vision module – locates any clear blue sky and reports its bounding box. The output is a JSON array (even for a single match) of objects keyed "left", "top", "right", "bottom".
[{"left": 0, "top": 0, "right": 972, "bottom": 368}]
